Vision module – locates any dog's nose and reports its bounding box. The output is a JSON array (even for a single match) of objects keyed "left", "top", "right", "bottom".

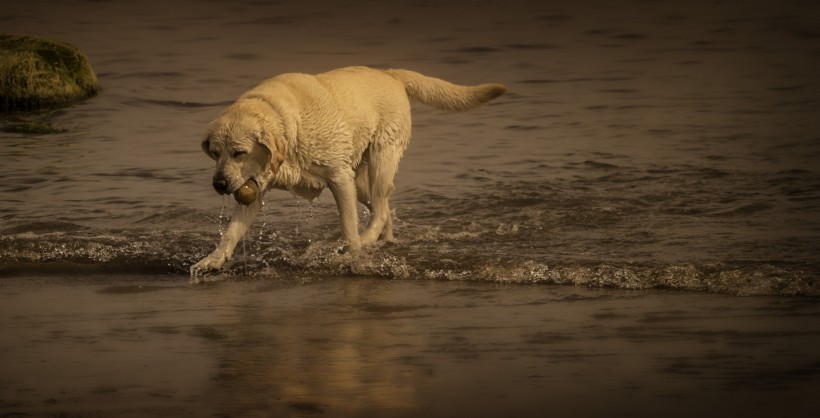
[{"left": 212, "top": 178, "right": 229, "bottom": 194}]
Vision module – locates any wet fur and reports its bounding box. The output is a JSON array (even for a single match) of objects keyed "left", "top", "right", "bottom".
[{"left": 192, "top": 66, "right": 505, "bottom": 275}]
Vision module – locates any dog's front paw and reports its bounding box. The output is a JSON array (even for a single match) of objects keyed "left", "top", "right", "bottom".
[{"left": 190, "top": 251, "right": 229, "bottom": 282}]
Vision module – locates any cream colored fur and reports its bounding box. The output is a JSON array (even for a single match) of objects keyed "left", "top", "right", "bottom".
[{"left": 191, "top": 66, "right": 506, "bottom": 276}]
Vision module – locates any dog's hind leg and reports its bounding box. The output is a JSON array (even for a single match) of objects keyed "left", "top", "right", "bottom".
[
  {"left": 328, "top": 167, "right": 363, "bottom": 252},
  {"left": 355, "top": 158, "right": 372, "bottom": 210},
  {"left": 355, "top": 158, "right": 395, "bottom": 242},
  {"left": 359, "top": 144, "right": 400, "bottom": 246}
]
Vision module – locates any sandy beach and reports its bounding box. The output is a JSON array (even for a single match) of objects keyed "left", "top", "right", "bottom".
[{"left": 1, "top": 276, "right": 818, "bottom": 417}]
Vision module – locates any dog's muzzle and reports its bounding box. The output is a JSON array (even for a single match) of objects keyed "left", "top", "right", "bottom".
[{"left": 212, "top": 176, "right": 230, "bottom": 195}]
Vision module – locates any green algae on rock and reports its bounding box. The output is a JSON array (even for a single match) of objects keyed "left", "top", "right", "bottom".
[{"left": 0, "top": 34, "right": 99, "bottom": 112}]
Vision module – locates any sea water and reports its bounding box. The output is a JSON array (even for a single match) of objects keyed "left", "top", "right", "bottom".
[{"left": 2, "top": 0, "right": 819, "bottom": 296}]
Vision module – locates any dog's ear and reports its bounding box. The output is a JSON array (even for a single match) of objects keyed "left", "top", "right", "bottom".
[
  {"left": 256, "top": 119, "right": 289, "bottom": 175},
  {"left": 270, "top": 154, "right": 284, "bottom": 175},
  {"left": 264, "top": 139, "right": 286, "bottom": 175}
]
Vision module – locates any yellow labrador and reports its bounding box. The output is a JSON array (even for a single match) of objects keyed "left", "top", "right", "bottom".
[{"left": 192, "top": 66, "right": 505, "bottom": 274}]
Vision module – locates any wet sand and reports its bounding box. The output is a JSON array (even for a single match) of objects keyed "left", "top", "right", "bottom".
[{"left": 1, "top": 276, "right": 818, "bottom": 417}]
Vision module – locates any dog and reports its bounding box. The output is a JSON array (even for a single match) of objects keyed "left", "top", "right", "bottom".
[{"left": 191, "top": 66, "right": 505, "bottom": 274}]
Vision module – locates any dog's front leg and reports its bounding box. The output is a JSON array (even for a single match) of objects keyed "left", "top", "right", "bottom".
[
  {"left": 191, "top": 197, "right": 263, "bottom": 274},
  {"left": 328, "top": 168, "right": 362, "bottom": 252}
]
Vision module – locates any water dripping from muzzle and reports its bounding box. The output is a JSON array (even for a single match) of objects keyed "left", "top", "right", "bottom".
[{"left": 217, "top": 196, "right": 229, "bottom": 238}]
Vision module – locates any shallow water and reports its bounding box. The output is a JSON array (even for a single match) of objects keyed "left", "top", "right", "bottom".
[
  {"left": 1, "top": 276, "right": 819, "bottom": 417},
  {"left": 2, "top": 0, "right": 819, "bottom": 295}
]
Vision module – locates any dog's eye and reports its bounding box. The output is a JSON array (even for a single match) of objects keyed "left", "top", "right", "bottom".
[{"left": 232, "top": 150, "right": 248, "bottom": 158}]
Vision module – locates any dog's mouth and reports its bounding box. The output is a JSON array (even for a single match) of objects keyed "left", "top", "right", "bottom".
[
  {"left": 213, "top": 175, "right": 262, "bottom": 196},
  {"left": 223, "top": 178, "right": 257, "bottom": 194}
]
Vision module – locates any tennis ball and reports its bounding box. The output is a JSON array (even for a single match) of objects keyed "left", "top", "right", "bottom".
[{"left": 234, "top": 179, "right": 258, "bottom": 205}]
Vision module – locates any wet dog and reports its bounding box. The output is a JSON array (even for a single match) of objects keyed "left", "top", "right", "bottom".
[{"left": 192, "top": 66, "right": 505, "bottom": 274}]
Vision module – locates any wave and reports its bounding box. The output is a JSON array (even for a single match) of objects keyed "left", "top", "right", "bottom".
[
  {"left": 1, "top": 219, "right": 817, "bottom": 297},
  {"left": 2, "top": 162, "right": 817, "bottom": 297}
]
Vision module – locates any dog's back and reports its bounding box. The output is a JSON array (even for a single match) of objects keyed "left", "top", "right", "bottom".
[{"left": 243, "top": 66, "right": 505, "bottom": 123}]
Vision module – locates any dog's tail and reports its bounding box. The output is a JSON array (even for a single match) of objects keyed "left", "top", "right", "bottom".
[{"left": 386, "top": 69, "right": 506, "bottom": 111}]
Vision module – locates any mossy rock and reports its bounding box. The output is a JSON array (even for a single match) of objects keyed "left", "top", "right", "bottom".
[{"left": 0, "top": 34, "right": 99, "bottom": 112}]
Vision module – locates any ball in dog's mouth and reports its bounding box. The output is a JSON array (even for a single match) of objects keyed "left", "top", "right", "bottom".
[{"left": 233, "top": 179, "right": 259, "bottom": 205}]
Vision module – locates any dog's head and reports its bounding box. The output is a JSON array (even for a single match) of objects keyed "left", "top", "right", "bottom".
[{"left": 201, "top": 101, "right": 286, "bottom": 196}]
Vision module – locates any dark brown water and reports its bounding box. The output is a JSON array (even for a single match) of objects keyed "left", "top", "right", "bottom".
[
  {"left": 2, "top": 276, "right": 819, "bottom": 417},
  {"left": 1, "top": 0, "right": 820, "bottom": 415}
]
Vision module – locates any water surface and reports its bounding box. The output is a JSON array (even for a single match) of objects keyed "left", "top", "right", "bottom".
[
  {"left": 3, "top": 0, "right": 819, "bottom": 295},
  {"left": 1, "top": 276, "right": 818, "bottom": 417}
]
